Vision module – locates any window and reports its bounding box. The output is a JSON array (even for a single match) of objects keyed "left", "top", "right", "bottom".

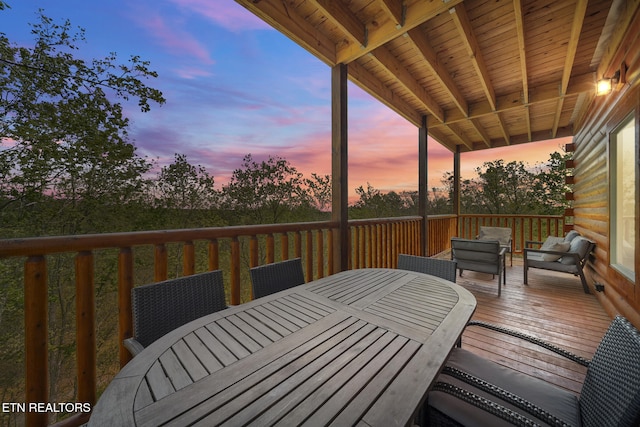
[{"left": 610, "top": 114, "right": 636, "bottom": 281}]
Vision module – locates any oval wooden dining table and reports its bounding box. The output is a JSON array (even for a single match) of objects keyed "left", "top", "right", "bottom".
[{"left": 89, "top": 268, "right": 476, "bottom": 427}]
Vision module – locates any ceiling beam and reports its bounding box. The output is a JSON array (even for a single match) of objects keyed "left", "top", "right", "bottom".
[
  {"left": 469, "top": 118, "right": 492, "bottom": 148},
  {"left": 406, "top": 28, "right": 469, "bottom": 118},
  {"left": 336, "top": 0, "right": 464, "bottom": 64},
  {"left": 379, "top": 0, "right": 404, "bottom": 28},
  {"left": 512, "top": 0, "right": 531, "bottom": 141},
  {"left": 371, "top": 45, "right": 445, "bottom": 123},
  {"left": 449, "top": 5, "right": 496, "bottom": 111},
  {"left": 552, "top": 0, "right": 588, "bottom": 138},
  {"left": 347, "top": 61, "right": 423, "bottom": 127},
  {"left": 449, "top": 4, "right": 510, "bottom": 145},
  {"left": 432, "top": 72, "right": 595, "bottom": 129},
  {"left": 314, "top": 0, "right": 367, "bottom": 47}
]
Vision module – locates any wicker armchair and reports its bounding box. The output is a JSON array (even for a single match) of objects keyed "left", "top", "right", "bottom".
[
  {"left": 397, "top": 254, "right": 457, "bottom": 283},
  {"left": 426, "top": 316, "right": 640, "bottom": 427},
  {"left": 250, "top": 258, "right": 305, "bottom": 299},
  {"left": 124, "top": 270, "right": 227, "bottom": 356}
]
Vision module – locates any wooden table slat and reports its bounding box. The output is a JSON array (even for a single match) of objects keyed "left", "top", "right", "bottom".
[
  {"left": 145, "top": 360, "right": 175, "bottom": 401},
  {"left": 248, "top": 329, "right": 396, "bottom": 426},
  {"left": 182, "top": 331, "right": 224, "bottom": 373},
  {"left": 211, "top": 323, "right": 385, "bottom": 427},
  {"left": 205, "top": 320, "right": 253, "bottom": 359},
  {"left": 136, "top": 312, "right": 355, "bottom": 426},
  {"left": 252, "top": 304, "right": 304, "bottom": 332},
  {"left": 170, "top": 339, "right": 208, "bottom": 382},
  {"left": 194, "top": 327, "right": 239, "bottom": 366}
]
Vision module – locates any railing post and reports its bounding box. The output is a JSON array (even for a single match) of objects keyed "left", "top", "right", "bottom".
[
  {"left": 76, "top": 251, "right": 96, "bottom": 406},
  {"left": 266, "top": 234, "right": 274, "bottom": 264},
  {"left": 316, "top": 230, "right": 324, "bottom": 279},
  {"left": 154, "top": 244, "right": 168, "bottom": 281},
  {"left": 25, "top": 255, "right": 48, "bottom": 427},
  {"left": 305, "top": 230, "right": 313, "bottom": 282},
  {"left": 118, "top": 248, "right": 134, "bottom": 367},
  {"left": 230, "top": 237, "right": 241, "bottom": 305},
  {"left": 183, "top": 241, "right": 195, "bottom": 275},
  {"left": 208, "top": 239, "right": 219, "bottom": 271},
  {"left": 281, "top": 233, "right": 289, "bottom": 260}
]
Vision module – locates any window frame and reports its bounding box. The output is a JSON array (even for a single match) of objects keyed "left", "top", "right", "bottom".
[{"left": 609, "top": 112, "right": 637, "bottom": 282}]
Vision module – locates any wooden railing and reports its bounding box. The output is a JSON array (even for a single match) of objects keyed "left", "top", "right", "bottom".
[
  {"left": 459, "top": 214, "right": 565, "bottom": 254},
  {"left": 0, "top": 213, "right": 557, "bottom": 426}
]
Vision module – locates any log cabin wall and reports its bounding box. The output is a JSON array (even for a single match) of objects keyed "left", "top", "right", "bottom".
[{"left": 572, "top": 9, "right": 640, "bottom": 328}]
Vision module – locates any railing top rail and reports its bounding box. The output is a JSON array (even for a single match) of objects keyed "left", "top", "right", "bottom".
[
  {"left": 348, "top": 216, "right": 422, "bottom": 226},
  {"left": 0, "top": 220, "right": 340, "bottom": 258},
  {"left": 459, "top": 214, "right": 563, "bottom": 219}
]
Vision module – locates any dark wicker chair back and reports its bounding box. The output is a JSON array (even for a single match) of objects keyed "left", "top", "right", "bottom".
[
  {"left": 579, "top": 315, "right": 640, "bottom": 427},
  {"left": 250, "top": 258, "right": 305, "bottom": 299},
  {"left": 426, "top": 316, "right": 640, "bottom": 427},
  {"left": 397, "top": 254, "right": 457, "bottom": 283},
  {"left": 127, "top": 270, "right": 227, "bottom": 354}
]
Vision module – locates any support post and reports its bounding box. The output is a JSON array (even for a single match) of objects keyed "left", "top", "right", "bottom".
[
  {"left": 418, "top": 115, "right": 429, "bottom": 256},
  {"left": 453, "top": 147, "right": 461, "bottom": 236},
  {"left": 331, "top": 63, "right": 349, "bottom": 272}
]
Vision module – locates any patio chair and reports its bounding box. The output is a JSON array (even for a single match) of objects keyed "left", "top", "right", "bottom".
[
  {"left": 250, "top": 258, "right": 305, "bottom": 299},
  {"left": 124, "top": 270, "right": 227, "bottom": 356},
  {"left": 476, "top": 226, "right": 513, "bottom": 266},
  {"left": 397, "top": 254, "right": 457, "bottom": 283},
  {"left": 524, "top": 230, "right": 595, "bottom": 293},
  {"left": 425, "top": 315, "right": 640, "bottom": 427},
  {"left": 451, "top": 238, "right": 506, "bottom": 296}
]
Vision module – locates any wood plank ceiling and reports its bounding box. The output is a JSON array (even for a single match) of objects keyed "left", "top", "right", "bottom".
[{"left": 235, "top": 0, "right": 621, "bottom": 153}]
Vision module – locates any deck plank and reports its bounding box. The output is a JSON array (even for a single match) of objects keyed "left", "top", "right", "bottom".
[{"left": 451, "top": 257, "right": 611, "bottom": 394}]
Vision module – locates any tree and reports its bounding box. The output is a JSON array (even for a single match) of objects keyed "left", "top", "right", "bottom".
[
  {"left": 153, "top": 153, "right": 220, "bottom": 228},
  {"left": 221, "top": 154, "right": 309, "bottom": 224},
  {"left": 304, "top": 173, "right": 331, "bottom": 212},
  {"left": 0, "top": 11, "right": 165, "bottom": 235},
  {"left": 442, "top": 151, "right": 572, "bottom": 215}
]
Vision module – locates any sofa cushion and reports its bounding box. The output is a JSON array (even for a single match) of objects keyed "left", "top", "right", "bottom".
[
  {"left": 560, "top": 236, "right": 591, "bottom": 265},
  {"left": 525, "top": 236, "right": 566, "bottom": 262},
  {"left": 564, "top": 230, "right": 580, "bottom": 243},
  {"left": 429, "top": 348, "right": 581, "bottom": 427},
  {"left": 540, "top": 235, "right": 565, "bottom": 250},
  {"left": 542, "top": 242, "right": 571, "bottom": 261}
]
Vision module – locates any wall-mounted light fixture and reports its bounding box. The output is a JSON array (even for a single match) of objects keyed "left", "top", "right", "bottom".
[
  {"left": 596, "top": 64, "right": 626, "bottom": 96},
  {"left": 596, "top": 77, "right": 613, "bottom": 96}
]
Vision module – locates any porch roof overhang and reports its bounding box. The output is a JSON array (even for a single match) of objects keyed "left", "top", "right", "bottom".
[{"left": 235, "top": 0, "right": 636, "bottom": 153}]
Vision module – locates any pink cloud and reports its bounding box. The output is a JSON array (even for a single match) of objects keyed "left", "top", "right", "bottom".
[
  {"left": 130, "top": 8, "right": 214, "bottom": 65},
  {"left": 168, "top": 0, "right": 272, "bottom": 32}
]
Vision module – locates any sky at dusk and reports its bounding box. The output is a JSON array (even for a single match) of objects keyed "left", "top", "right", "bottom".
[{"left": 1, "top": 0, "right": 569, "bottom": 201}]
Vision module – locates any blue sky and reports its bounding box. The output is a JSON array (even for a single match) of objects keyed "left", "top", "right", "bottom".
[{"left": 0, "top": 0, "right": 566, "bottom": 199}]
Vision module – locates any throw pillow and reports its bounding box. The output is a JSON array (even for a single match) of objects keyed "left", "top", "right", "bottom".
[
  {"left": 541, "top": 242, "right": 571, "bottom": 261},
  {"left": 540, "top": 236, "right": 564, "bottom": 250}
]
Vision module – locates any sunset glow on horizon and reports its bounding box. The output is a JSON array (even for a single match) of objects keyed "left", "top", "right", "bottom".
[{"left": 1, "top": 1, "right": 570, "bottom": 202}]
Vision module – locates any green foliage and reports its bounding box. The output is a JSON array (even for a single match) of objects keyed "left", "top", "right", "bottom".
[
  {"left": 220, "top": 154, "right": 312, "bottom": 224},
  {"left": 349, "top": 184, "right": 451, "bottom": 219},
  {"left": 442, "top": 152, "right": 571, "bottom": 215},
  {"left": 152, "top": 153, "right": 222, "bottom": 229},
  {"left": 0, "top": 11, "right": 164, "bottom": 235}
]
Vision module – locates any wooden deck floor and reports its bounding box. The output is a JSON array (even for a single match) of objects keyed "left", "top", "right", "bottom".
[{"left": 451, "top": 257, "right": 611, "bottom": 395}]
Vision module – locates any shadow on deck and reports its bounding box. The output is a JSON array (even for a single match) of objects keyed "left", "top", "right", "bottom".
[{"left": 449, "top": 256, "right": 610, "bottom": 395}]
